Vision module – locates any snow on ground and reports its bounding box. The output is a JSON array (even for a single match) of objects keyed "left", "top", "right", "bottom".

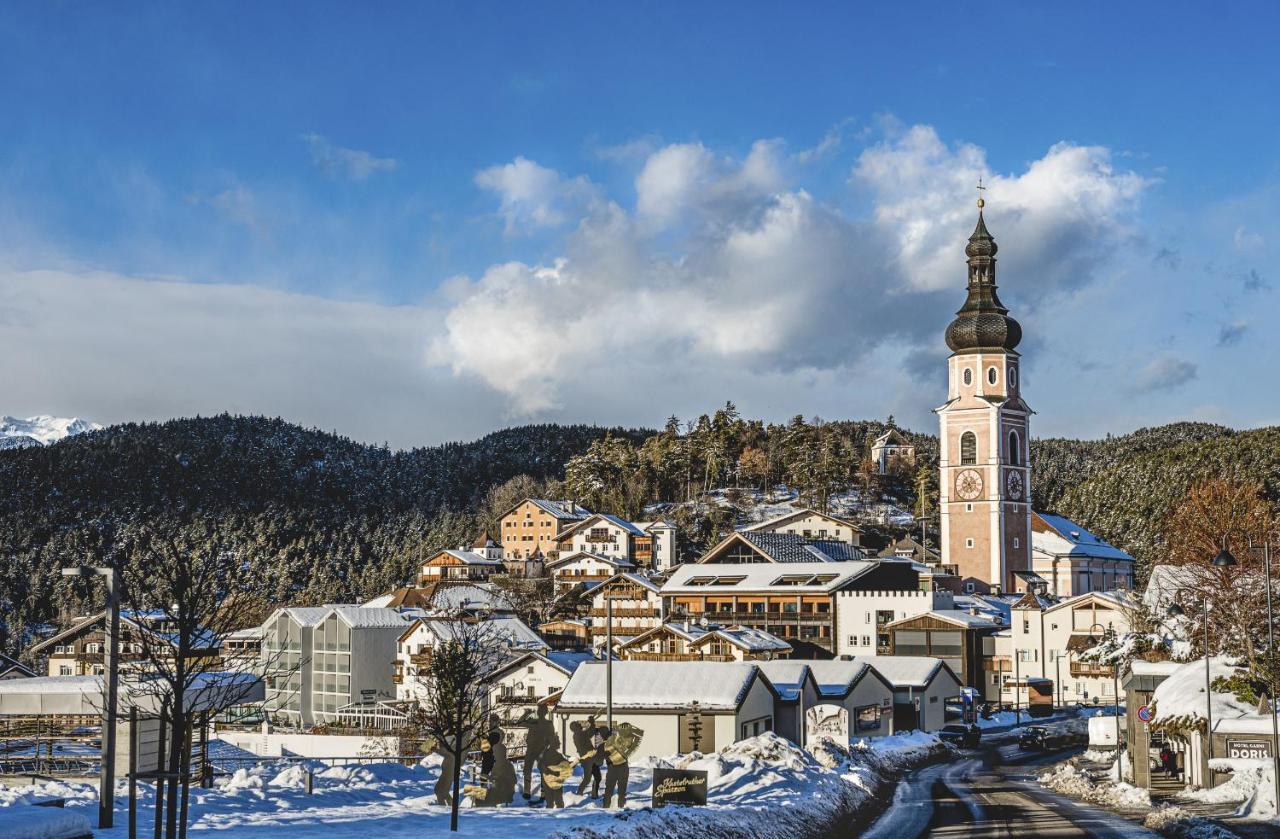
[
  {"left": 1142, "top": 806, "right": 1239, "bottom": 838},
  {"left": 1038, "top": 763, "right": 1151, "bottom": 810},
  {"left": 0, "top": 731, "right": 947, "bottom": 838},
  {"left": 0, "top": 805, "right": 92, "bottom": 839},
  {"left": 1181, "top": 758, "right": 1279, "bottom": 822}
]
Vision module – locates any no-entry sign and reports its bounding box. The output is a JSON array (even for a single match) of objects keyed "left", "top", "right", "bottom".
[{"left": 1136, "top": 705, "right": 1153, "bottom": 723}]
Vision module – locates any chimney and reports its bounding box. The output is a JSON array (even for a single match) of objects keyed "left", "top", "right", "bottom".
[{"left": 968, "top": 606, "right": 979, "bottom": 617}]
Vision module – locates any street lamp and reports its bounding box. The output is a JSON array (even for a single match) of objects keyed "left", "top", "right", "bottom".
[{"left": 62, "top": 565, "right": 120, "bottom": 829}]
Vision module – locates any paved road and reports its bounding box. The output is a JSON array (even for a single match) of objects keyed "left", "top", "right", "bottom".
[{"left": 861, "top": 739, "right": 1156, "bottom": 839}]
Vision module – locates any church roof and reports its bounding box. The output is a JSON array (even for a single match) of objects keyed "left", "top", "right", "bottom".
[{"left": 945, "top": 210, "right": 1023, "bottom": 354}]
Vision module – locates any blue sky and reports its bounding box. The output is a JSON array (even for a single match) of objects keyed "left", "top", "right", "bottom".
[{"left": 1, "top": 3, "right": 1278, "bottom": 446}]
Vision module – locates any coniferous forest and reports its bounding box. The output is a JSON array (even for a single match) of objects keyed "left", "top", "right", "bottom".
[{"left": 1, "top": 411, "right": 1276, "bottom": 657}]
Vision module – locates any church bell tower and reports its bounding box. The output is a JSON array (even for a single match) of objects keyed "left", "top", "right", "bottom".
[{"left": 937, "top": 194, "right": 1033, "bottom": 594}]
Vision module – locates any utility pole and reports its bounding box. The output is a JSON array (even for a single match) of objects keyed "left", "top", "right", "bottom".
[
  {"left": 606, "top": 595, "right": 614, "bottom": 730},
  {"left": 62, "top": 565, "right": 120, "bottom": 829}
]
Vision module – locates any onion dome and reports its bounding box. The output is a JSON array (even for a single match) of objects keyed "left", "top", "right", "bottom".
[{"left": 944, "top": 209, "right": 1022, "bottom": 353}]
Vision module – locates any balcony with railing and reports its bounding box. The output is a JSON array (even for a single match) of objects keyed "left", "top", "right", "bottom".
[
  {"left": 1070, "top": 661, "right": 1114, "bottom": 678},
  {"left": 620, "top": 651, "right": 735, "bottom": 663}
]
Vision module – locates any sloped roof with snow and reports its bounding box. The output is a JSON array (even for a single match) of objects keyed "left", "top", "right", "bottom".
[
  {"left": 1151, "top": 656, "right": 1261, "bottom": 726},
  {"left": 1032, "top": 512, "right": 1135, "bottom": 562},
  {"left": 701, "top": 625, "right": 791, "bottom": 653},
  {"left": 547, "top": 551, "right": 635, "bottom": 570},
  {"left": 755, "top": 661, "right": 814, "bottom": 701},
  {"left": 593, "top": 572, "right": 662, "bottom": 596},
  {"left": 530, "top": 499, "right": 591, "bottom": 519},
  {"left": 559, "top": 661, "right": 764, "bottom": 711},
  {"left": 805, "top": 660, "right": 874, "bottom": 697},
  {"left": 328, "top": 606, "right": 417, "bottom": 629},
  {"left": 407, "top": 616, "right": 547, "bottom": 651},
  {"left": 853, "top": 656, "right": 958, "bottom": 689},
  {"left": 742, "top": 508, "right": 862, "bottom": 535},
  {"left": 432, "top": 549, "right": 505, "bottom": 567},
  {"left": 663, "top": 561, "right": 877, "bottom": 594},
  {"left": 736, "top": 531, "right": 864, "bottom": 563}
]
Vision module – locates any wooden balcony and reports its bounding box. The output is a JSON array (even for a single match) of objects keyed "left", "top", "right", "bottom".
[{"left": 1070, "top": 662, "right": 1115, "bottom": 678}]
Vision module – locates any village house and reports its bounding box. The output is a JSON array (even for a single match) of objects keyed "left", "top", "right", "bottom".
[
  {"left": 586, "top": 573, "right": 664, "bottom": 643},
  {"left": 742, "top": 509, "right": 863, "bottom": 548},
  {"left": 419, "top": 544, "right": 506, "bottom": 583},
  {"left": 1030, "top": 512, "right": 1136, "bottom": 596},
  {"left": 0, "top": 652, "right": 35, "bottom": 680},
  {"left": 662, "top": 559, "right": 921, "bottom": 658},
  {"left": 547, "top": 550, "right": 635, "bottom": 595},
  {"left": 393, "top": 615, "right": 546, "bottom": 702},
  {"left": 362, "top": 580, "right": 515, "bottom": 617},
  {"left": 31, "top": 610, "right": 221, "bottom": 678},
  {"left": 536, "top": 617, "right": 592, "bottom": 651},
  {"left": 260, "top": 606, "right": 332, "bottom": 728},
  {"left": 499, "top": 498, "right": 591, "bottom": 560},
  {"left": 833, "top": 577, "right": 952, "bottom": 658},
  {"left": 615, "top": 621, "right": 791, "bottom": 662},
  {"left": 757, "top": 659, "right": 895, "bottom": 744},
  {"left": 487, "top": 649, "right": 597, "bottom": 727},
  {"left": 554, "top": 514, "right": 679, "bottom": 572},
  {"left": 1005, "top": 589, "right": 1134, "bottom": 706},
  {"left": 699, "top": 530, "right": 865, "bottom": 564},
  {"left": 869, "top": 428, "right": 916, "bottom": 475},
  {"left": 882, "top": 607, "right": 1004, "bottom": 695},
  {"left": 852, "top": 655, "right": 963, "bottom": 732},
  {"left": 555, "top": 661, "right": 780, "bottom": 760}
]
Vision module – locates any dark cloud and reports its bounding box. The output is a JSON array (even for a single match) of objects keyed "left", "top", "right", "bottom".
[
  {"left": 1217, "top": 321, "right": 1248, "bottom": 347},
  {"left": 1133, "top": 356, "right": 1198, "bottom": 393}
]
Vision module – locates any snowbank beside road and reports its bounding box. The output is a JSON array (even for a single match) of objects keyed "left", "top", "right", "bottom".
[
  {"left": 1038, "top": 763, "right": 1150, "bottom": 809},
  {"left": 0, "top": 732, "right": 948, "bottom": 839}
]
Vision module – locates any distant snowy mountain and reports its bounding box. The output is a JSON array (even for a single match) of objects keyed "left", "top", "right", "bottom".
[{"left": 0, "top": 415, "right": 101, "bottom": 449}]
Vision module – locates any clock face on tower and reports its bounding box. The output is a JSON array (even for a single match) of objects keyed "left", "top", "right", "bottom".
[
  {"left": 955, "top": 469, "right": 983, "bottom": 500},
  {"left": 1006, "top": 470, "right": 1024, "bottom": 500}
]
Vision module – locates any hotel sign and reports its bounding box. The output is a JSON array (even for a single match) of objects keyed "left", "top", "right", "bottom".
[
  {"left": 1225, "top": 739, "right": 1272, "bottom": 760},
  {"left": 652, "top": 768, "right": 708, "bottom": 807}
]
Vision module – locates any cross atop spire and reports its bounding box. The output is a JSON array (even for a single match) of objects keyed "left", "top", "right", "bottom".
[{"left": 976, "top": 177, "right": 986, "bottom": 210}]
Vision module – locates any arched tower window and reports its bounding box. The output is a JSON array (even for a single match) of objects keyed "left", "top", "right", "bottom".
[
  {"left": 1009, "top": 430, "right": 1021, "bottom": 466},
  {"left": 960, "top": 432, "right": 977, "bottom": 465},
  {"left": 987, "top": 366, "right": 998, "bottom": 385},
  {"left": 962, "top": 368, "right": 972, "bottom": 386}
]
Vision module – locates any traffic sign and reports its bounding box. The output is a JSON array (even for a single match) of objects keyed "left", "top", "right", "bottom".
[{"left": 1136, "top": 705, "right": 1153, "bottom": 723}]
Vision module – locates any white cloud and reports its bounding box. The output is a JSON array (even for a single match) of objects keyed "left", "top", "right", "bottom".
[
  {"left": 1133, "top": 355, "right": 1198, "bottom": 393},
  {"left": 854, "top": 125, "right": 1150, "bottom": 293},
  {"left": 302, "top": 133, "right": 398, "bottom": 181},
  {"left": 1234, "top": 225, "right": 1265, "bottom": 253},
  {"left": 474, "top": 157, "right": 598, "bottom": 234},
  {"left": 0, "top": 266, "right": 506, "bottom": 448},
  {"left": 188, "top": 185, "right": 265, "bottom": 233},
  {"left": 432, "top": 126, "right": 1149, "bottom": 417}
]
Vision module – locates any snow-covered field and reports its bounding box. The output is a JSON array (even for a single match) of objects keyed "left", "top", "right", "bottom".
[{"left": 0, "top": 731, "right": 948, "bottom": 838}]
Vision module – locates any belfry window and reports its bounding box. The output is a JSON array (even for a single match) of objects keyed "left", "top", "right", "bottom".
[
  {"left": 962, "top": 368, "right": 972, "bottom": 386},
  {"left": 960, "top": 432, "right": 977, "bottom": 465},
  {"left": 1009, "top": 430, "right": 1021, "bottom": 466},
  {"left": 987, "top": 367, "right": 998, "bottom": 385}
]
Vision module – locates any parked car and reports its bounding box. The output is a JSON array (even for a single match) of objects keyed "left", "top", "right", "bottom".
[
  {"left": 1019, "top": 725, "right": 1086, "bottom": 751},
  {"left": 939, "top": 723, "right": 982, "bottom": 748}
]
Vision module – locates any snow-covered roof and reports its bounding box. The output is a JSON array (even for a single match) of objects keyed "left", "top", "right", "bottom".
[
  {"left": 593, "top": 572, "right": 662, "bottom": 596},
  {"left": 326, "top": 606, "right": 417, "bottom": 630},
  {"left": 1130, "top": 660, "right": 1183, "bottom": 677},
  {"left": 742, "top": 508, "right": 862, "bottom": 535},
  {"left": 405, "top": 616, "right": 547, "bottom": 652},
  {"left": 1032, "top": 512, "right": 1135, "bottom": 562},
  {"left": 559, "top": 661, "right": 764, "bottom": 711},
  {"left": 433, "top": 549, "right": 505, "bottom": 567},
  {"left": 275, "top": 606, "right": 332, "bottom": 628},
  {"left": 698, "top": 625, "right": 791, "bottom": 653},
  {"left": 1142, "top": 564, "right": 1201, "bottom": 612},
  {"left": 1151, "top": 657, "right": 1261, "bottom": 726},
  {"left": 953, "top": 594, "right": 1013, "bottom": 624},
  {"left": 805, "top": 660, "right": 874, "bottom": 697},
  {"left": 1043, "top": 589, "right": 1133, "bottom": 616},
  {"left": 663, "top": 561, "right": 876, "bottom": 594},
  {"left": 528, "top": 499, "right": 591, "bottom": 520},
  {"left": 894, "top": 609, "right": 1001, "bottom": 629},
  {"left": 547, "top": 551, "right": 635, "bottom": 570},
  {"left": 734, "top": 531, "right": 864, "bottom": 563},
  {"left": 544, "top": 651, "right": 598, "bottom": 675},
  {"left": 853, "top": 656, "right": 957, "bottom": 689},
  {"left": 755, "top": 661, "right": 814, "bottom": 701}
]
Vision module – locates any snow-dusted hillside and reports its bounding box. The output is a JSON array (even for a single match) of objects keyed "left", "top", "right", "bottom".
[{"left": 0, "top": 415, "right": 101, "bottom": 449}]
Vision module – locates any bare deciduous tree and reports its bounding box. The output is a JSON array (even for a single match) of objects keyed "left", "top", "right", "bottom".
[{"left": 405, "top": 615, "right": 509, "bottom": 832}]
